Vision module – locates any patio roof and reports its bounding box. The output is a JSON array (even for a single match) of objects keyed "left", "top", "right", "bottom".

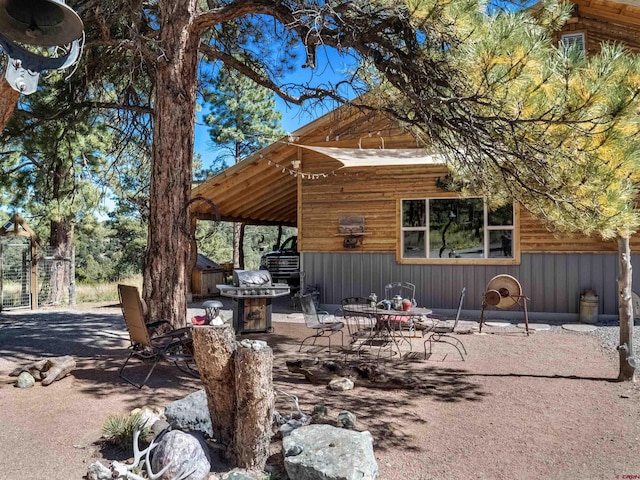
[{"left": 190, "top": 104, "right": 424, "bottom": 226}]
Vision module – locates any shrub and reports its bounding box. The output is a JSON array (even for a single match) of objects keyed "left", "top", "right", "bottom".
[{"left": 102, "top": 412, "right": 151, "bottom": 451}]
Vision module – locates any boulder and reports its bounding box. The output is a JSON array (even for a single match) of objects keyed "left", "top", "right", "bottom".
[
  {"left": 151, "top": 430, "right": 211, "bottom": 480},
  {"left": 16, "top": 372, "right": 35, "bottom": 388},
  {"left": 165, "top": 389, "right": 214, "bottom": 438},
  {"left": 221, "top": 470, "right": 263, "bottom": 480},
  {"left": 283, "top": 424, "right": 378, "bottom": 480}
]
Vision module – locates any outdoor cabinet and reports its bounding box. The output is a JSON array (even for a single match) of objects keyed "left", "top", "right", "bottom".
[{"left": 232, "top": 297, "right": 273, "bottom": 334}]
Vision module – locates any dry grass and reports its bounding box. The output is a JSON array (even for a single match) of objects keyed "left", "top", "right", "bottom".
[{"left": 75, "top": 276, "right": 143, "bottom": 303}]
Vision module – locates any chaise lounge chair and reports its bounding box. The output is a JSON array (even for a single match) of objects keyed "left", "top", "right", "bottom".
[{"left": 117, "top": 284, "right": 197, "bottom": 388}]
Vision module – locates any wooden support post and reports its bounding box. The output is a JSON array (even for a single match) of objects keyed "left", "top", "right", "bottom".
[
  {"left": 31, "top": 240, "right": 38, "bottom": 310},
  {"left": 191, "top": 325, "right": 237, "bottom": 454},
  {"left": 234, "top": 341, "right": 274, "bottom": 470}
]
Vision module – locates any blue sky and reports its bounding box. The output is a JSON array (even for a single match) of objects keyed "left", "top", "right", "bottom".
[
  {"left": 193, "top": 45, "right": 359, "bottom": 168},
  {"left": 193, "top": 99, "right": 317, "bottom": 164}
]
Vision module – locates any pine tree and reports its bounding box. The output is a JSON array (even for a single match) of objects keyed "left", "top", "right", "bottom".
[
  {"left": 1, "top": 1, "right": 638, "bottom": 382},
  {"left": 203, "top": 66, "right": 284, "bottom": 269},
  {"left": 0, "top": 77, "right": 111, "bottom": 303}
]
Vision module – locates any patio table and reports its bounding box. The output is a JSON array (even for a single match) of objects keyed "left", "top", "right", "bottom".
[{"left": 342, "top": 302, "right": 434, "bottom": 359}]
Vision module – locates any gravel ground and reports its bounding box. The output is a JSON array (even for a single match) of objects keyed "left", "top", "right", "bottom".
[
  {"left": 590, "top": 321, "right": 640, "bottom": 358},
  {"left": 1, "top": 304, "right": 640, "bottom": 480}
]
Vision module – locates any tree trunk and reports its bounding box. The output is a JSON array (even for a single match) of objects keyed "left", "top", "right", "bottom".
[
  {"left": 68, "top": 246, "right": 76, "bottom": 305},
  {"left": 191, "top": 325, "right": 237, "bottom": 455},
  {"left": 234, "top": 343, "right": 274, "bottom": 470},
  {"left": 233, "top": 221, "right": 242, "bottom": 268},
  {"left": 0, "top": 81, "right": 20, "bottom": 130},
  {"left": 276, "top": 225, "right": 283, "bottom": 250},
  {"left": 143, "top": 0, "right": 199, "bottom": 329},
  {"left": 617, "top": 236, "right": 636, "bottom": 381},
  {"left": 239, "top": 222, "right": 246, "bottom": 270},
  {"left": 48, "top": 220, "right": 74, "bottom": 304}
]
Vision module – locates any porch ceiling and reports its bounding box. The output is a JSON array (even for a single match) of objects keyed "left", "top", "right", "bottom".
[{"left": 190, "top": 140, "right": 299, "bottom": 226}]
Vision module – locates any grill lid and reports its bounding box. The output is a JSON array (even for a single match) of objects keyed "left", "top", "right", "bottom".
[{"left": 233, "top": 270, "right": 272, "bottom": 287}]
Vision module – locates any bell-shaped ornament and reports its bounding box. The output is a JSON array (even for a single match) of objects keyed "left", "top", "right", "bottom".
[{"left": 0, "top": 0, "right": 83, "bottom": 47}]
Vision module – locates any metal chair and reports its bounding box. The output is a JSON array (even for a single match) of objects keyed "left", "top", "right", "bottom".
[
  {"left": 299, "top": 294, "right": 344, "bottom": 353},
  {"left": 341, "top": 297, "right": 376, "bottom": 355},
  {"left": 423, "top": 287, "right": 468, "bottom": 361},
  {"left": 384, "top": 282, "right": 416, "bottom": 306},
  {"left": 118, "top": 284, "right": 197, "bottom": 388}
]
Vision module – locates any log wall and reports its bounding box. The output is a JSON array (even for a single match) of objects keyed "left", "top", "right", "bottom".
[
  {"left": 300, "top": 153, "right": 640, "bottom": 256},
  {"left": 557, "top": 1, "right": 640, "bottom": 53}
]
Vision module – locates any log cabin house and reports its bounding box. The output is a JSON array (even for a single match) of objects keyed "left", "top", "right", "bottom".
[{"left": 191, "top": 0, "right": 640, "bottom": 320}]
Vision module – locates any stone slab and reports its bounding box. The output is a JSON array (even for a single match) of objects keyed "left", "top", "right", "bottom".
[
  {"left": 561, "top": 323, "right": 598, "bottom": 333},
  {"left": 484, "top": 321, "right": 512, "bottom": 328},
  {"left": 517, "top": 323, "right": 550, "bottom": 331}
]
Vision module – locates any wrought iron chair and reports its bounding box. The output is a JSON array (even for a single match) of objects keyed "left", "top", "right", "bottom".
[
  {"left": 384, "top": 282, "right": 416, "bottom": 306},
  {"left": 299, "top": 294, "right": 345, "bottom": 353},
  {"left": 118, "top": 284, "right": 197, "bottom": 388},
  {"left": 341, "top": 297, "right": 377, "bottom": 355},
  {"left": 423, "top": 287, "right": 468, "bottom": 361}
]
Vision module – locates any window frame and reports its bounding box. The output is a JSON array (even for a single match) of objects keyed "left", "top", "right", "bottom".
[{"left": 396, "top": 197, "right": 520, "bottom": 265}]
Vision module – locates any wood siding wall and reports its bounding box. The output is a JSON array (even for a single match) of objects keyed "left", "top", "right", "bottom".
[
  {"left": 300, "top": 156, "right": 640, "bottom": 255},
  {"left": 300, "top": 156, "right": 451, "bottom": 253},
  {"left": 303, "top": 252, "right": 632, "bottom": 317}
]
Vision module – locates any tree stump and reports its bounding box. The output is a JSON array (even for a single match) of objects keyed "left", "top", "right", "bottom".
[
  {"left": 234, "top": 341, "right": 274, "bottom": 470},
  {"left": 191, "top": 325, "right": 237, "bottom": 451}
]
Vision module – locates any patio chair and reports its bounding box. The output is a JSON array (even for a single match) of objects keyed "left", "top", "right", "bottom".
[
  {"left": 299, "top": 294, "right": 345, "bottom": 353},
  {"left": 384, "top": 282, "right": 416, "bottom": 307},
  {"left": 423, "top": 287, "right": 468, "bottom": 361},
  {"left": 117, "top": 284, "right": 197, "bottom": 389},
  {"left": 341, "top": 297, "right": 376, "bottom": 354}
]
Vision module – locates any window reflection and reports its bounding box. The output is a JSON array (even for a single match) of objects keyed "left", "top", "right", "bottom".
[
  {"left": 403, "top": 231, "right": 425, "bottom": 257},
  {"left": 400, "top": 197, "right": 515, "bottom": 260},
  {"left": 429, "top": 199, "right": 484, "bottom": 258},
  {"left": 402, "top": 200, "right": 426, "bottom": 227}
]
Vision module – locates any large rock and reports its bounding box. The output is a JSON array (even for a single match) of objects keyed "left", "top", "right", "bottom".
[
  {"left": 165, "top": 389, "right": 214, "bottom": 438},
  {"left": 283, "top": 424, "right": 378, "bottom": 480},
  {"left": 151, "top": 430, "right": 211, "bottom": 480},
  {"left": 16, "top": 372, "right": 35, "bottom": 388}
]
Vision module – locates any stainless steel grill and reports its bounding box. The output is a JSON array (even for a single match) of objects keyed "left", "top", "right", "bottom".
[
  {"left": 217, "top": 270, "right": 290, "bottom": 298},
  {"left": 217, "top": 270, "right": 290, "bottom": 333}
]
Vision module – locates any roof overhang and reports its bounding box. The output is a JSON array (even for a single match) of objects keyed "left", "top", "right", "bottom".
[
  {"left": 298, "top": 146, "right": 443, "bottom": 168},
  {"left": 190, "top": 102, "right": 431, "bottom": 226}
]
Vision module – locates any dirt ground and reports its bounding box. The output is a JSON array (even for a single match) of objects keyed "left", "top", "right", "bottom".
[{"left": 1, "top": 304, "right": 639, "bottom": 480}]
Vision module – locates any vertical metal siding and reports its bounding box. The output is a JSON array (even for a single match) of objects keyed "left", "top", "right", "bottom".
[{"left": 302, "top": 252, "right": 636, "bottom": 315}]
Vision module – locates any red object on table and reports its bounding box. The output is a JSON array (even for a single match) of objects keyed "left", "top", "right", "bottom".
[{"left": 191, "top": 315, "right": 207, "bottom": 325}]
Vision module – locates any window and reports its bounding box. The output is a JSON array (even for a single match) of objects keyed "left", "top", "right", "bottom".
[
  {"left": 560, "top": 32, "right": 586, "bottom": 57},
  {"left": 401, "top": 198, "right": 515, "bottom": 261}
]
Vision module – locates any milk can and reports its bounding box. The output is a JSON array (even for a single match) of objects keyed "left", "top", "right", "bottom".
[{"left": 579, "top": 289, "right": 598, "bottom": 324}]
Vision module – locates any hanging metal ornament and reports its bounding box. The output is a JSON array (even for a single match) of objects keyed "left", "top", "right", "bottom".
[{"left": 0, "top": 0, "right": 84, "bottom": 94}]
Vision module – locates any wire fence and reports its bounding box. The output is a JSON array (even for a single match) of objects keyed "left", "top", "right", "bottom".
[{"left": 0, "top": 240, "right": 74, "bottom": 310}]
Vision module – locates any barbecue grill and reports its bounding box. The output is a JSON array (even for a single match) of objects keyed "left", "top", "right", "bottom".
[{"left": 217, "top": 270, "right": 290, "bottom": 333}]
